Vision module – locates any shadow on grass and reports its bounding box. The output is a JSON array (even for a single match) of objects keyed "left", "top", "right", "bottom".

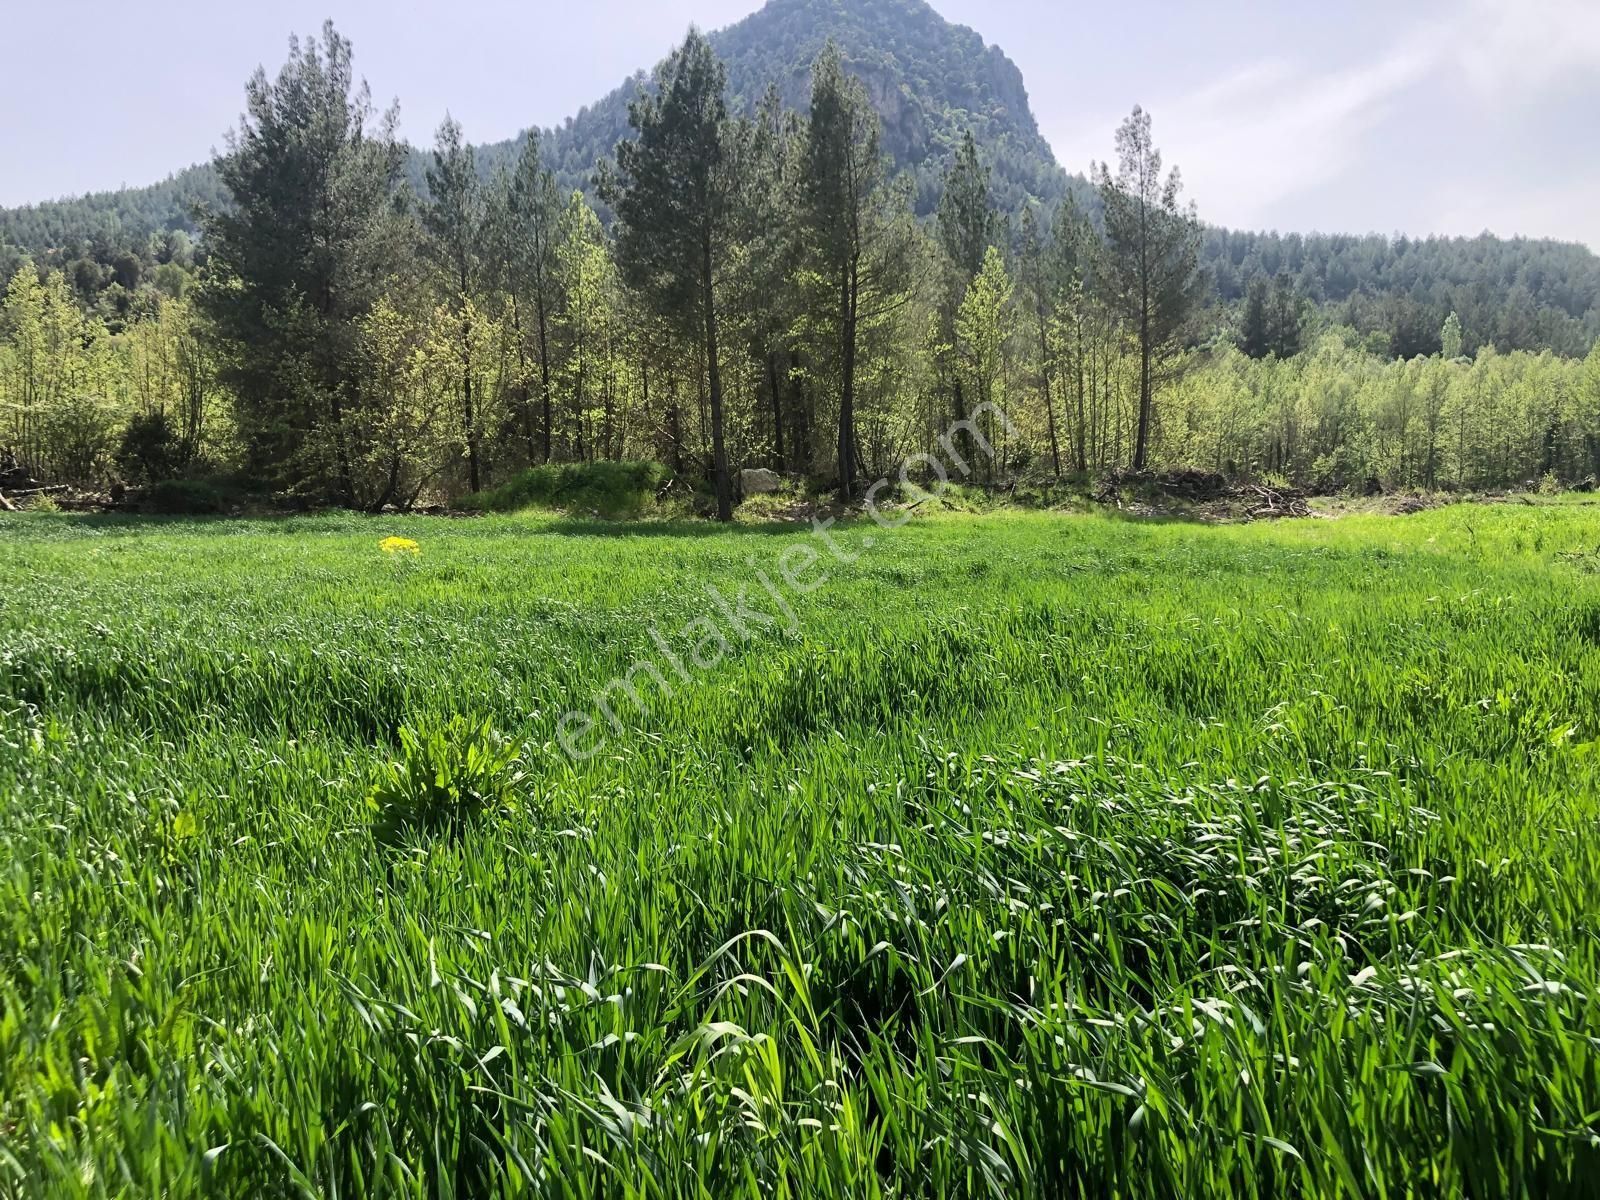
[
  {"left": 539, "top": 516, "right": 809, "bottom": 538},
  {"left": 1094, "top": 507, "right": 1231, "bottom": 527},
  {"left": 1, "top": 508, "right": 819, "bottom": 541}
]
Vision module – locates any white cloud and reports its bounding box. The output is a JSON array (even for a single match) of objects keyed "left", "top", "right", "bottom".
[
  {"left": 1044, "top": 0, "right": 1600, "bottom": 245},
  {"left": 1431, "top": 170, "right": 1600, "bottom": 249},
  {"left": 1047, "top": 37, "right": 1437, "bottom": 230},
  {"left": 1453, "top": 0, "right": 1600, "bottom": 100}
]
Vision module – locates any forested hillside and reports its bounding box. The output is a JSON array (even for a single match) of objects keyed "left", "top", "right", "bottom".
[{"left": 1205, "top": 229, "right": 1600, "bottom": 359}]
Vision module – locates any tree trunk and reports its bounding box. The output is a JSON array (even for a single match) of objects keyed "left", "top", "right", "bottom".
[
  {"left": 1133, "top": 194, "right": 1153, "bottom": 472},
  {"left": 789, "top": 349, "right": 810, "bottom": 476},
  {"left": 667, "top": 392, "right": 684, "bottom": 476},
  {"left": 509, "top": 296, "right": 537, "bottom": 465},
  {"left": 463, "top": 319, "right": 481, "bottom": 494},
  {"left": 536, "top": 293, "right": 553, "bottom": 463},
  {"left": 765, "top": 351, "right": 786, "bottom": 470},
  {"left": 1039, "top": 306, "right": 1061, "bottom": 478},
  {"left": 703, "top": 241, "right": 732, "bottom": 522},
  {"left": 327, "top": 385, "right": 356, "bottom": 507},
  {"left": 1134, "top": 317, "right": 1152, "bottom": 471},
  {"left": 838, "top": 261, "right": 860, "bottom": 502}
]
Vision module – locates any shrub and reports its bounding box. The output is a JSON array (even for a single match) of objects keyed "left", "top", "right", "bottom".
[
  {"left": 116, "top": 412, "right": 186, "bottom": 485},
  {"left": 142, "top": 478, "right": 226, "bottom": 514},
  {"left": 462, "top": 460, "right": 671, "bottom": 518},
  {"left": 368, "top": 716, "right": 523, "bottom": 841}
]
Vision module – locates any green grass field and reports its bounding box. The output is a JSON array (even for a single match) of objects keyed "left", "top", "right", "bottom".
[{"left": 2, "top": 502, "right": 1600, "bottom": 1197}]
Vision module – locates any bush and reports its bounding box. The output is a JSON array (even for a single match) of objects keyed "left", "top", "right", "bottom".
[
  {"left": 116, "top": 412, "right": 186, "bottom": 485},
  {"left": 141, "top": 478, "right": 227, "bottom": 514},
  {"left": 462, "top": 460, "right": 672, "bottom": 518},
  {"left": 368, "top": 716, "right": 523, "bottom": 841}
]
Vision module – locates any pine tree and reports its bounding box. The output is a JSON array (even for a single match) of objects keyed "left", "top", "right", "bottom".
[
  {"left": 1268, "top": 272, "right": 1304, "bottom": 359},
  {"left": 1048, "top": 197, "right": 1098, "bottom": 472},
  {"left": 954, "top": 246, "right": 1014, "bottom": 483},
  {"left": 199, "top": 22, "right": 409, "bottom": 503},
  {"left": 935, "top": 131, "right": 1000, "bottom": 446},
  {"left": 554, "top": 192, "right": 615, "bottom": 461},
  {"left": 937, "top": 132, "right": 999, "bottom": 282},
  {"left": 1240, "top": 274, "right": 1272, "bottom": 359},
  {"left": 496, "top": 131, "right": 563, "bottom": 463},
  {"left": 798, "top": 42, "right": 916, "bottom": 500},
  {"left": 740, "top": 83, "right": 802, "bottom": 473},
  {"left": 422, "top": 115, "right": 488, "bottom": 493},
  {"left": 604, "top": 31, "right": 745, "bottom": 521},
  {"left": 1094, "top": 107, "right": 1204, "bottom": 471}
]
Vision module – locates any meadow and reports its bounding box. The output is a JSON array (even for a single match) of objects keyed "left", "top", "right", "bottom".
[{"left": 2, "top": 501, "right": 1599, "bottom": 1197}]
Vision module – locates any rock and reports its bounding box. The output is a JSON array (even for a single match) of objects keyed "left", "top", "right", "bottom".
[{"left": 741, "top": 468, "right": 781, "bottom": 496}]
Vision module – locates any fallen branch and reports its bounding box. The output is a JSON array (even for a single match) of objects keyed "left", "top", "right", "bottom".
[
  {"left": 0, "top": 491, "right": 15, "bottom": 512},
  {"left": 6, "top": 484, "right": 68, "bottom": 497}
]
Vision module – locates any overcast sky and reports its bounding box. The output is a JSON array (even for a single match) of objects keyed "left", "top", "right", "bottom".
[{"left": 2, "top": 0, "right": 1597, "bottom": 247}]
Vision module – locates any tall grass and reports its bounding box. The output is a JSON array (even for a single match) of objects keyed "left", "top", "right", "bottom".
[{"left": 1, "top": 501, "right": 1598, "bottom": 1196}]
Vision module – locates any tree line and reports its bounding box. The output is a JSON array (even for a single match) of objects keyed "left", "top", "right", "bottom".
[{"left": 2, "top": 23, "right": 1598, "bottom": 508}]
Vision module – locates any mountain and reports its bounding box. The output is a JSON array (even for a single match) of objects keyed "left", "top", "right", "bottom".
[
  {"left": 0, "top": 0, "right": 1071, "bottom": 259},
  {"left": 525, "top": 0, "right": 1073, "bottom": 216}
]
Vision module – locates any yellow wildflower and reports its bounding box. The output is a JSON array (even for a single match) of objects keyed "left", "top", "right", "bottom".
[{"left": 379, "top": 536, "right": 421, "bottom": 556}]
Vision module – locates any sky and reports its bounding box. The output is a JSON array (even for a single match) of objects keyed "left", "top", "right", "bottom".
[{"left": 1, "top": 0, "right": 1597, "bottom": 247}]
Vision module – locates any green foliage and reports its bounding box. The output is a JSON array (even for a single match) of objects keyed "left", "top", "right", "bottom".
[
  {"left": 367, "top": 715, "right": 522, "bottom": 840},
  {"left": 462, "top": 458, "right": 671, "bottom": 515},
  {"left": 954, "top": 246, "right": 1013, "bottom": 480},
  {"left": 1165, "top": 337, "right": 1600, "bottom": 490},
  {"left": 605, "top": 30, "right": 744, "bottom": 521},
  {"left": 1441, "top": 310, "right": 1464, "bottom": 361},
  {"left": 199, "top": 21, "right": 413, "bottom": 503},
  {"left": 492, "top": 131, "right": 564, "bottom": 463},
  {"left": 4, "top": 13, "right": 1598, "bottom": 511},
  {"left": 797, "top": 41, "right": 918, "bottom": 497},
  {"left": 1204, "top": 228, "right": 1600, "bottom": 358},
  {"left": 1238, "top": 272, "right": 1306, "bottom": 360},
  {"left": 0, "top": 266, "right": 222, "bottom": 487},
  {"left": 6, "top": 0, "right": 1600, "bottom": 365},
  {"left": 1095, "top": 106, "right": 1205, "bottom": 471},
  {"left": 115, "top": 410, "right": 184, "bottom": 484},
  {"left": 937, "top": 131, "right": 1001, "bottom": 280},
  {"left": 2, "top": 505, "right": 1600, "bottom": 1194},
  {"left": 422, "top": 114, "right": 492, "bottom": 494},
  {"left": 141, "top": 477, "right": 229, "bottom": 514}
]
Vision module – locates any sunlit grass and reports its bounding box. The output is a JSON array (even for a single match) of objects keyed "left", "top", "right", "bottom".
[{"left": 2, "top": 501, "right": 1598, "bottom": 1196}]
